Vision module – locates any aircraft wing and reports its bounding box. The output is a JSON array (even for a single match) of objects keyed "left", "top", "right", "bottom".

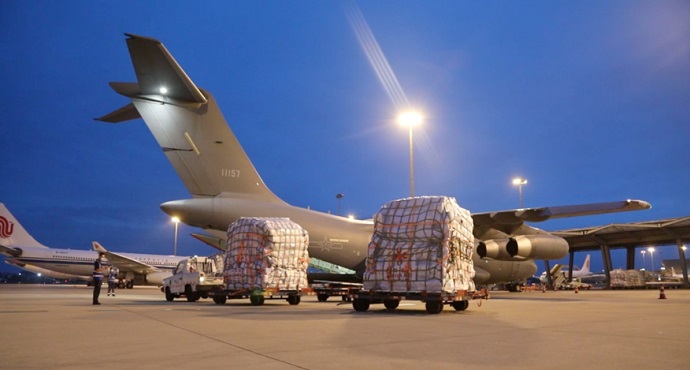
[
  {"left": 472, "top": 200, "right": 651, "bottom": 229},
  {"left": 92, "top": 242, "right": 159, "bottom": 275}
]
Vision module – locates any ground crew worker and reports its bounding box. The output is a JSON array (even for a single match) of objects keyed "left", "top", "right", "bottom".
[
  {"left": 93, "top": 252, "right": 106, "bottom": 305},
  {"left": 107, "top": 267, "right": 118, "bottom": 297}
]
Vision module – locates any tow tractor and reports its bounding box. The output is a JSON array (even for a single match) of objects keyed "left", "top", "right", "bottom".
[{"left": 162, "top": 256, "right": 224, "bottom": 302}]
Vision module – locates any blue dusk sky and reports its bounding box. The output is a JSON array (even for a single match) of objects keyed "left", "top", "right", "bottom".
[{"left": 1, "top": 1, "right": 689, "bottom": 274}]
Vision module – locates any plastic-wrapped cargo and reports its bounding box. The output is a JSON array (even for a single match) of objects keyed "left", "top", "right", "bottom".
[
  {"left": 224, "top": 217, "right": 309, "bottom": 291},
  {"left": 610, "top": 269, "right": 646, "bottom": 288},
  {"left": 363, "top": 196, "right": 475, "bottom": 293}
]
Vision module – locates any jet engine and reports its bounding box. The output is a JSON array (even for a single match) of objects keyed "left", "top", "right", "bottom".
[
  {"left": 477, "top": 234, "right": 569, "bottom": 261},
  {"left": 144, "top": 271, "right": 172, "bottom": 286}
]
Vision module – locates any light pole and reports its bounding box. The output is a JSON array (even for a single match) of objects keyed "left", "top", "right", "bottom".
[
  {"left": 512, "top": 177, "right": 528, "bottom": 208},
  {"left": 336, "top": 193, "right": 344, "bottom": 216},
  {"left": 398, "top": 111, "right": 422, "bottom": 197},
  {"left": 648, "top": 247, "right": 655, "bottom": 273},
  {"left": 171, "top": 216, "right": 180, "bottom": 256},
  {"left": 641, "top": 250, "right": 646, "bottom": 270}
]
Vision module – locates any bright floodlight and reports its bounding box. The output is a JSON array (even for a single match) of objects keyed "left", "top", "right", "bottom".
[
  {"left": 171, "top": 216, "right": 180, "bottom": 223},
  {"left": 160, "top": 86, "right": 168, "bottom": 95},
  {"left": 648, "top": 246, "right": 655, "bottom": 252},
  {"left": 397, "top": 111, "right": 423, "bottom": 127},
  {"left": 512, "top": 178, "right": 527, "bottom": 186}
]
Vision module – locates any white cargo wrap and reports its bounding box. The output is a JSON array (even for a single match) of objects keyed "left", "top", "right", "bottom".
[
  {"left": 609, "top": 269, "right": 646, "bottom": 288},
  {"left": 363, "top": 196, "right": 475, "bottom": 293},
  {"left": 224, "top": 217, "right": 309, "bottom": 291}
]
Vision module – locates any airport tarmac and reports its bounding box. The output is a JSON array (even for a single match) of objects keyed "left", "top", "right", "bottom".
[{"left": 1, "top": 285, "right": 688, "bottom": 369}]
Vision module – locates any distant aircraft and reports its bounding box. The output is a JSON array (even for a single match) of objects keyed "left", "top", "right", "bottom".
[
  {"left": 98, "top": 33, "right": 651, "bottom": 290},
  {"left": 540, "top": 254, "right": 594, "bottom": 283},
  {"left": 0, "top": 203, "right": 186, "bottom": 287}
]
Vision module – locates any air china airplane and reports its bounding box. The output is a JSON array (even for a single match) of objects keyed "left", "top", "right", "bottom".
[
  {"left": 97, "top": 34, "right": 651, "bottom": 291},
  {"left": 0, "top": 203, "right": 186, "bottom": 287}
]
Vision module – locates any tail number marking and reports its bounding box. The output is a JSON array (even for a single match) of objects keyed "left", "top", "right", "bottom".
[{"left": 222, "top": 169, "right": 241, "bottom": 178}]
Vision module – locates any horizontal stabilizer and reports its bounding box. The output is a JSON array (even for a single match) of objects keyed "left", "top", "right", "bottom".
[
  {"left": 124, "top": 33, "right": 207, "bottom": 104},
  {"left": 96, "top": 102, "right": 141, "bottom": 123},
  {"left": 92, "top": 241, "right": 159, "bottom": 274}
]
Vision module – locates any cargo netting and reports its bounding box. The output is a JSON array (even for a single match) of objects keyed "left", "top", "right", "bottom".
[
  {"left": 224, "top": 217, "right": 309, "bottom": 291},
  {"left": 363, "top": 196, "right": 475, "bottom": 293}
]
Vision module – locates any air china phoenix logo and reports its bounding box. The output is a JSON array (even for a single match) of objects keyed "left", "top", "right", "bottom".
[{"left": 0, "top": 216, "right": 14, "bottom": 238}]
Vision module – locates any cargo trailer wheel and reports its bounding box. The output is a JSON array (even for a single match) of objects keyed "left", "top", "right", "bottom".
[
  {"left": 287, "top": 295, "right": 301, "bottom": 305},
  {"left": 383, "top": 299, "right": 399, "bottom": 310},
  {"left": 352, "top": 298, "right": 370, "bottom": 312},
  {"left": 213, "top": 294, "right": 227, "bottom": 305},
  {"left": 250, "top": 294, "right": 265, "bottom": 306},
  {"left": 317, "top": 294, "right": 329, "bottom": 302},
  {"left": 425, "top": 301, "right": 443, "bottom": 314},
  {"left": 452, "top": 300, "right": 469, "bottom": 311},
  {"left": 165, "top": 287, "right": 174, "bottom": 302}
]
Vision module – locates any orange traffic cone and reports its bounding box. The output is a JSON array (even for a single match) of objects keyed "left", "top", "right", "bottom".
[
  {"left": 659, "top": 285, "right": 667, "bottom": 300},
  {"left": 575, "top": 286, "right": 579, "bottom": 294}
]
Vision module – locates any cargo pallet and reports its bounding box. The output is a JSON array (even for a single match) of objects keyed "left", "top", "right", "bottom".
[
  {"left": 311, "top": 280, "right": 363, "bottom": 302},
  {"left": 351, "top": 289, "right": 484, "bottom": 314},
  {"left": 211, "top": 287, "right": 306, "bottom": 306}
]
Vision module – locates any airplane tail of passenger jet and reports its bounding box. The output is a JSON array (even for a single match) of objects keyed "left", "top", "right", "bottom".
[
  {"left": 96, "top": 34, "right": 285, "bottom": 204},
  {"left": 0, "top": 203, "right": 48, "bottom": 249},
  {"left": 581, "top": 254, "right": 591, "bottom": 274}
]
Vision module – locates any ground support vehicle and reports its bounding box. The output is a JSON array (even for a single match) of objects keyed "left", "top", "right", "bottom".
[
  {"left": 210, "top": 287, "right": 306, "bottom": 306},
  {"left": 162, "top": 256, "right": 224, "bottom": 302},
  {"left": 351, "top": 289, "right": 478, "bottom": 314},
  {"left": 311, "top": 280, "right": 363, "bottom": 302}
]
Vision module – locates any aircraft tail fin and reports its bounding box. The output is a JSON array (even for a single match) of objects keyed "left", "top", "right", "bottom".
[
  {"left": 581, "top": 254, "right": 591, "bottom": 274},
  {"left": 97, "top": 34, "right": 284, "bottom": 202},
  {"left": 0, "top": 203, "right": 48, "bottom": 249}
]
